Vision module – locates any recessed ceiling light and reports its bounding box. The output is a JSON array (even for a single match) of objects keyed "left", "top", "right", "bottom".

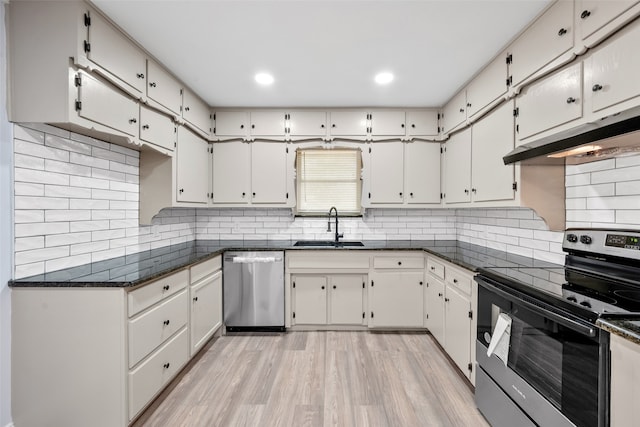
[
  {"left": 255, "top": 73, "right": 274, "bottom": 85},
  {"left": 375, "top": 72, "right": 394, "bottom": 85}
]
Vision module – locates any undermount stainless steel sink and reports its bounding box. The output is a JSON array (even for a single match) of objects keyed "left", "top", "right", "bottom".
[{"left": 293, "top": 240, "right": 365, "bottom": 247}]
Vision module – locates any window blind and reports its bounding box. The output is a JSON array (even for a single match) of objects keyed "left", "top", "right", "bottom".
[{"left": 296, "top": 148, "right": 362, "bottom": 215}]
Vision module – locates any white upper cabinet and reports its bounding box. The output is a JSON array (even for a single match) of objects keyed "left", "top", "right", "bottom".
[
  {"left": 584, "top": 20, "right": 640, "bottom": 115},
  {"left": 466, "top": 52, "right": 509, "bottom": 121},
  {"left": 578, "top": 0, "right": 640, "bottom": 47},
  {"left": 443, "top": 128, "right": 471, "bottom": 204},
  {"left": 370, "top": 111, "right": 406, "bottom": 136},
  {"left": 471, "top": 101, "right": 515, "bottom": 203},
  {"left": 86, "top": 10, "right": 147, "bottom": 97},
  {"left": 182, "top": 88, "right": 211, "bottom": 138},
  {"left": 176, "top": 127, "right": 209, "bottom": 204},
  {"left": 211, "top": 141, "right": 251, "bottom": 204},
  {"left": 288, "top": 111, "right": 327, "bottom": 138},
  {"left": 251, "top": 142, "right": 289, "bottom": 204},
  {"left": 250, "top": 111, "right": 286, "bottom": 137},
  {"left": 77, "top": 71, "right": 139, "bottom": 137},
  {"left": 442, "top": 90, "right": 467, "bottom": 135},
  {"left": 146, "top": 60, "right": 182, "bottom": 117},
  {"left": 508, "top": 0, "right": 575, "bottom": 88},
  {"left": 214, "top": 111, "right": 249, "bottom": 138},
  {"left": 516, "top": 62, "right": 583, "bottom": 142},
  {"left": 405, "top": 110, "right": 439, "bottom": 138},
  {"left": 405, "top": 142, "right": 441, "bottom": 205},
  {"left": 367, "top": 142, "right": 405, "bottom": 204},
  {"left": 329, "top": 111, "right": 368, "bottom": 137},
  {"left": 139, "top": 105, "right": 175, "bottom": 152}
]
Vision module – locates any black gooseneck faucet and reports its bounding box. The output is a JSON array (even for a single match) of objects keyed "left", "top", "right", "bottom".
[{"left": 327, "top": 206, "right": 343, "bottom": 244}]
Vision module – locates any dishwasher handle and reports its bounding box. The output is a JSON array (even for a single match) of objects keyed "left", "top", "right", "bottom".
[{"left": 225, "top": 255, "right": 283, "bottom": 263}]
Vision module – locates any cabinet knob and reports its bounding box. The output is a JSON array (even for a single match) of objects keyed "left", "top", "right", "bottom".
[
  {"left": 193, "top": 297, "right": 198, "bottom": 302},
  {"left": 251, "top": 124, "right": 255, "bottom": 129},
  {"left": 163, "top": 363, "right": 170, "bottom": 369},
  {"left": 137, "top": 73, "right": 145, "bottom": 79},
  {"left": 592, "top": 84, "right": 603, "bottom": 92},
  {"left": 163, "top": 285, "right": 170, "bottom": 291},
  {"left": 142, "top": 124, "right": 150, "bottom": 130},
  {"left": 438, "top": 292, "right": 443, "bottom": 297},
  {"left": 566, "top": 97, "right": 577, "bottom": 104},
  {"left": 459, "top": 108, "right": 464, "bottom": 113},
  {"left": 163, "top": 319, "right": 170, "bottom": 326},
  {"left": 321, "top": 124, "right": 325, "bottom": 128},
  {"left": 445, "top": 298, "right": 450, "bottom": 302},
  {"left": 179, "top": 189, "right": 184, "bottom": 193},
  {"left": 321, "top": 286, "right": 325, "bottom": 289},
  {"left": 129, "top": 118, "right": 137, "bottom": 124},
  {"left": 333, "top": 285, "right": 336, "bottom": 289},
  {"left": 471, "top": 188, "right": 476, "bottom": 193},
  {"left": 242, "top": 192, "right": 246, "bottom": 197},
  {"left": 453, "top": 278, "right": 458, "bottom": 284},
  {"left": 185, "top": 107, "right": 190, "bottom": 112},
  {"left": 332, "top": 124, "right": 336, "bottom": 128},
  {"left": 430, "top": 266, "right": 435, "bottom": 270},
  {"left": 240, "top": 124, "right": 244, "bottom": 129},
  {"left": 401, "top": 124, "right": 405, "bottom": 128},
  {"left": 149, "top": 82, "right": 156, "bottom": 88},
  {"left": 464, "top": 189, "right": 469, "bottom": 194},
  {"left": 557, "top": 28, "right": 567, "bottom": 36},
  {"left": 419, "top": 281, "right": 423, "bottom": 285},
  {"left": 410, "top": 192, "right": 414, "bottom": 197},
  {"left": 399, "top": 192, "right": 403, "bottom": 197},
  {"left": 467, "top": 102, "right": 472, "bottom": 108},
  {"left": 411, "top": 124, "right": 416, "bottom": 128},
  {"left": 253, "top": 192, "right": 256, "bottom": 197},
  {"left": 581, "top": 10, "right": 591, "bottom": 19},
  {"left": 398, "top": 261, "right": 402, "bottom": 266}
]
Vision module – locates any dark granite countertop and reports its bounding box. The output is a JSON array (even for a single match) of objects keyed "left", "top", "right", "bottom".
[
  {"left": 9, "top": 239, "right": 561, "bottom": 288},
  {"left": 597, "top": 317, "right": 640, "bottom": 345}
]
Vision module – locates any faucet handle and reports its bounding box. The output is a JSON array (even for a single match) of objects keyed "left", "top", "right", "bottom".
[
  {"left": 327, "top": 221, "right": 332, "bottom": 232},
  {"left": 338, "top": 233, "right": 344, "bottom": 239}
]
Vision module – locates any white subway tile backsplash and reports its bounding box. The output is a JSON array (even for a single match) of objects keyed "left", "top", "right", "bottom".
[
  {"left": 15, "top": 222, "right": 69, "bottom": 238},
  {"left": 15, "top": 168, "right": 69, "bottom": 186},
  {"left": 69, "top": 152, "right": 109, "bottom": 170},
  {"left": 69, "top": 199, "right": 110, "bottom": 210},
  {"left": 45, "top": 254, "right": 92, "bottom": 273},
  {"left": 15, "top": 246, "right": 69, "bottom": 265},
  {"left": 14, "top": 153, "right": 44, "bottom": 170},
  {"left": 69, "top": 175, "right": 110, "bottom": 190},
  {"left": 587, "top": 195, "right": 640, "bottom": 210},
  {"left": 15, "top": 237, "right": 44, "bottom": 252},
  {"left": 566, "top": 183, "right": 615, "bottom": 198},
  {"left": 45, "top": 134, "right": 92, "bottom": 155},
  {"left": 15, "top": 182, "right": 44, "bottom": 196},
  {"left": 45, "top": 159, "right": 92, "bottom": 177},
  {"left": 591, "top": 165, "right": 640, "bottom": 184},
  {"left": 14, "top": 125, "right": 45, "bottom": 144},
  {"left": 615, "top": 181, "right": 640, "bottom": 196},
  {"left": 70, "top": 240, "right": 110, "bottom": 256},
  {"left": 14, "top": 139, "right": 69, "bottom": 162},
  {"left": 45, "top": 185, "right": 91, "bottom": 199},
  {"left": 45, "top": 232, "right": 92, "bottom": 247},
  {"left": 45, "top": 210, "right": 91, "bottom": 222},
  {"left": 15, "top": 210, "right": 44, "bottom": 223},
  {"left": 15, "top": 196, "right": 68, "bottom": 210},
  {"left": 566, "top": 158, "right": 615, "bottom": 175},
  {"left": 92, "top": 146, "right": 126, "bottom": 163}
]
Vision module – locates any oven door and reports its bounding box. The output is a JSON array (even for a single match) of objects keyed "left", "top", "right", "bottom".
[{"left": 476, "top": 275, "right": 609, "bottom": 427}]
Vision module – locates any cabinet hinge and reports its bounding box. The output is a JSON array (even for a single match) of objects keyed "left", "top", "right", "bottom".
[
  {"left": 209, "top": 113, "right": 212, "bottom": 120},
  {"left": 516, "top": 124, "right": 519, "bottom": 133},
  {"left": 362, "top": 282, "right": 365, "bottom": 289},
  {"left": 371, "top": 280, "right": 374, "bottom": 287},
  {"left": 174, "top": 142, "right": 177, "bottom": 148},
  {"left": 180, "top": 89, "right": 183, "bottom": 96},
  {"left": 437, "top": 127, "right": 441, "bottom": 133},
  {"left": 371, "top": 312, "right": 374, "bottom": 318},
  {"left": 74, "top": 75, "right": 81, "bottom": 87},
  {"left": 84, "top": 12, "right": 91, "bottom": 27},
  {"left": 362, "top": 312, "right": 365, "bottom": 319},
  {"left": 83, "top": 40, "right": 91, "bottom": 53},
  {"left": 293, "top": 312, "right": 296, "bottom": 319},
  {"left": 506, "top": 53, "right": 512, "bottom": 64},
  {"left": 369, "top": 147, "right": 371, "bottom": 154},
  {"left": 437, "top": 113, "right": 440, "bottom": 120},
  {"left": 426, "top": 314, "right": 429, "bottom": 319},
  {"left": 468, "top": 363, "right": 472, "bottom": 372},
  {"left": 213, "top": 127, "right": 216, "bottom": 134},
  {"left": 506, "top": 75, "right": 513, "bottom": 87},
  {"left": 443, "top": 193, "right": 446, "bottom": 199},
  {"left": 286, "top": 192, "right": 289, "bottom": 199},
  {"left": 75, "top": 100, "right": 82, "bottom": 111},
  {"left": 293, "top": 281, "right": 296, "bottom": 288},
  {"left": 286, "top": 147, "right": 289, "bottom": 153},
  {"left": 468, "top": 310, "right": 473, "bottom": 319},
  {"left": 513, "top": 107, "right": 519, "bottom": 117},
  {"left": 440, "top": 193, "right": 443, "bottom": 200},
  {"left": 512, "top": 182, "right": 518, "bottom": 191},
  {"left": 440, "top": 146, "right": 443, "bottom": 154},
  {"left": 368, "top": 192, "right": 371, "bottom": 199}
]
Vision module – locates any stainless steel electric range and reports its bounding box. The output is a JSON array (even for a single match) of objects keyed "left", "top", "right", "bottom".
[{"left": 475, "top": 228, "right": 640, "bottom": 427}]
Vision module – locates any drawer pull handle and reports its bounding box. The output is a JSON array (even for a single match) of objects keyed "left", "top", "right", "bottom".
[
  {"left": 592, "top": 84, "right": 603, "bottom": 92},
  {"left": 581, "top": 10, "right": 591, "bottom": 19},
  {"left": 163, "top": 363, "right": 170, "bottom": 369},
  {"left": 142, "top": 124, "right": 150, "bottom": 130},
  {"left": 163, "top": 285, "right": 170, "bottom": 291},
  {"left": 149, "top": 82, "right": 157, "bottom": 88},
  {"left": 445, "top": 298, "right": 450, "bottom": 302},
  {"left": 453, "top": 279, "right": 458, "bottom": 284},
  {"left": 557, "top": 28, "right": 567, "bottom": 36},
  {"left": 438, "top": 293, "right": 443, "bottom": 297},
  {"left": 137, "top": 73, "right": 145, "bottom": 79},
  {"left": 193, "top": 297, "right": 198, "bottom": 302},
  {"left": 163, "top": 320, "right": 170, "bottom": 326},
  {"left": 566, "top": 97, "right": 576, "bottom": 104}
]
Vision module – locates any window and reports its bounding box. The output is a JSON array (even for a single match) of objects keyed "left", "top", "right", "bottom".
[{"left": 296, "top": 148, "right": 362, "bottom": 215}]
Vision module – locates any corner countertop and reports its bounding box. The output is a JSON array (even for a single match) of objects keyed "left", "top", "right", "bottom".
[
  {"left": 9, "top": 239, "right": 560, "bottom": 288},
  {"left": 597, "top": 318, "right": 640, "bottom": 345}
]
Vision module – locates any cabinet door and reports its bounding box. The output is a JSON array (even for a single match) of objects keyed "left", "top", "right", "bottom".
[
  {"left": 292, "top": 275, "right": 327, "bottom": 325},
  {"left": 585, "top": 21, "right": 640, "bottom": 114},
  {"left": 329, "top": 111, "right": 368, "bottom": 136},
  {"left": 368, "top": 142, "right": 404, "bottom": 204},
  {"left": 182, "top": 88, "right": 211, "bottom": 137},
  {"left": 370, "top": 111, "right": 406, "bottom": 136},
  {"left": 471, "top": 101, "right": 516, "bottom": 203},
  {"left": 406, "top": 110, "right": 439, "bottom": 137},
  {"left": 77, "top": 71, "right": 139, "bottom": 137},
  {"left": 139, "top": 105, "right": 175, "bottom": 152},
  {"left": 578, "top": 0, "right": 639, "bottom": 42},
  {"left": 442, "top": 90, "right": 467, "bottom": 134},
  {"left": 509, "top": 1, "right": 575, "bottom": 86},
  {"left": 444, "top": 285, "right": 472, "bottom": 378},
  {"left": 288, "top": 111, "right": 327, "bottom": 137},
  {"left": 250, "top": 111, "right": 286, "bottom": 137},
  {"left": 370, "top": 272, "right": 424, "bottom": 328},
  {"left": 176, "top": 127, "right": 209, "bottom": 204},
  {"left": 610, "top": 334, "right": 640, "bottom": 427},
  {"left": 215, "top": 111, "right": 248, "bottom": 137},
  {"left": 212, "top": 141, "right": 250, "bottom": 203},
  {"left": 190, "top": 271, "right": 222, "bottom": 355},
  {"left": 443, "top": 128, "right": 471, "bottom": 204},
  {"left": 467, "top": 52, "right": 508, "bottom": 120},
  {"left": 517, "top": 63, "right": 582, "bottom": 142},
  {"left": 87, "top": 11, "right": 146, "bottom": 95},
  {"left": 147, "top": 60, "right": 182, "bottom": 116},
  {"left": 251, "top": 142, "right": 288, "bottom": 204},
  {"left": 405, "top": 142, "right": 441, "bottom": 205},
  {"left": 330, "top": 275, "right": 365, "bottom": 325},
  {"left": 425, "top": 277, "right": 445, "bottom": 346}
]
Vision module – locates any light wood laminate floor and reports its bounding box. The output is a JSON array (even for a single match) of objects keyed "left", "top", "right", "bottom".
[{"left": 134, "top": 331, "right": 489, "bottom": 427}]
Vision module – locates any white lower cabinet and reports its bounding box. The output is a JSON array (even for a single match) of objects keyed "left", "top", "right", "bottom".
[
  {"left": 424, "top": 275, "right": 445, "bottom": 345},
  {"left": 292, "top": 275, "right": 329, "bottom": 325},
  {"left": 330, "top": 275, "right": 366, "bottom": 325},
  {"left": 190, "top": 257, "right": 223, "bottom": 356},
  {"left": 610, "top": 333, "right": 640, "bottom": 427}
]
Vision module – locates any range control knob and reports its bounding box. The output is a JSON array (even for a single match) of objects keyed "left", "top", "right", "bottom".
[
  {"left": 580, "top": 235, "right": 593, "bottom": 245},
  {"left": 567, "top": 296, "right": 578, "bottom": 302},
  {"left": 566, "top": 234, "right": 578, "bottom": 243},
  {"left": 580, "top": 301, "right": 592, "bottom": 308}
]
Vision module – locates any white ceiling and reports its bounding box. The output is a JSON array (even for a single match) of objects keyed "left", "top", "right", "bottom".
[{"left": 92, "top": 0, "right": 552, "bottom": 108}]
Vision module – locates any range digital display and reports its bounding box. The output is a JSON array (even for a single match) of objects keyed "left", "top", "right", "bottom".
[{"left": 606, "top": 234, "right": 640, "bottom": 250}]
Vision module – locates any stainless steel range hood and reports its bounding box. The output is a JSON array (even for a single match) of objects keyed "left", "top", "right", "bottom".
[{"left": 503, "top": 109, "right": 640, "bottom": 165}]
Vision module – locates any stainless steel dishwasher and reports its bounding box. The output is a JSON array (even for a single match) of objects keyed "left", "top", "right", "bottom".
[{"left": 223, "top": 251, "right": 285, "bottom": 332}]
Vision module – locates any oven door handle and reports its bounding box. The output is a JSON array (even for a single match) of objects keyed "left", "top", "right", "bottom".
[{"left": 478, "top": 278, "right": 597, "bottom": 338}]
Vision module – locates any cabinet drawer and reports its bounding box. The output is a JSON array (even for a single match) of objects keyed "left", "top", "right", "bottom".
[
  {"left": 288, "top": 253, "right": 370, "bottom": 269},
  {"left": 426, "top": 258, "right": 445, "bottom": 280},
  {"left": 128, "top": 269, "right": 189, "bottom": 317},
  {"left": 373, "top": 256, "right": 424, "bottom": 269},
  {"left": 128, "top": 290, "right": 188, "bottom": 368},
  {"left": 191, "top": 255, "right": 222, "bottom": 284},
  {"left": 445, "top": 267, "right": 472, "bottom": 296},
  {"left": 128, "top": 328, "right": 189, "bottom": 420}
]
